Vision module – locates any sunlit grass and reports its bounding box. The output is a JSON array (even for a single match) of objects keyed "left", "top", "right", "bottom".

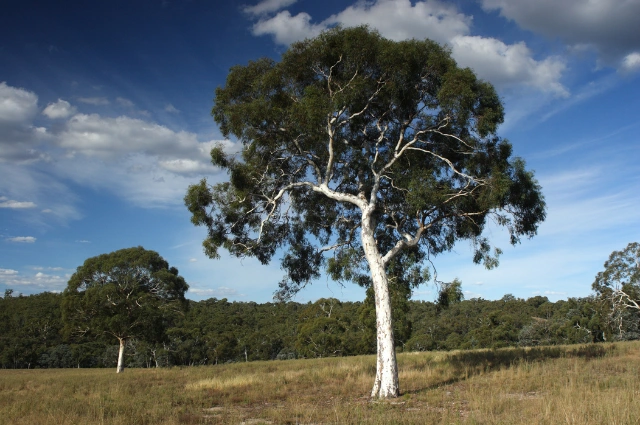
[{"left": 1, "top": 342, "right": 639, "bottom": 424}]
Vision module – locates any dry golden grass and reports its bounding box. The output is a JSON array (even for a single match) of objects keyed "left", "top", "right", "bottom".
[{"left": 1, "top": 342, "right": 639, "bottom": 424}]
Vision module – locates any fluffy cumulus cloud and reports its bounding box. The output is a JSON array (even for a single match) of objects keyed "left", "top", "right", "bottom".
[
  {"left": 252, "top": 0, "right": 471, "bottom": 46},
  {"left": 51, "top": 114, "right": 231, "bottom": 206},
  {"left": 0, "top": 81, "right": 232, "bottom": 210},
  {"left": 249, "top": 0, "right": 567, "bottom": 95},
  {"left": 480, "top": 0, "right": 640, "bottom": 69},
  {"left": 57, "top": 114, "right": 232, "bottom": 173},
  {"left": 42, "top": 99, "right": 76, "bottom": 119},
  {"left": 450, "top": 36, "right": 567, "bottom": 95},
  {"left": 324, "top": 0, "right": 471, "bottom": 44},
  {"left": 58, "top": 113, "right": 201, "bottom": 159},
  {"left": 0, "top": 82, "right": 39, "bottom": 123},
  {"left": 253, "top": 11, "right": 325, "bottom": 45},
  {"left": 0, "top": 82, "right": 49, "bottom": 162}
]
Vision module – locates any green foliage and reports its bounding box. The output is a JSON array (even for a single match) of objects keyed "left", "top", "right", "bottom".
[
  {"left": 359, "top": 282, "right": 413, "bottom": 352},
  {"left": 61, "top": 247, "right": 188, "bottom": 360},
  {"left": 406, "top": 295, "right": 606, "bottom": 351},
  {"left": 436, "top": 278, "right": 464, "bottom": 311},
  {"left": 186, "top": 26, "right": 546, "bottom": 300},
  {"left": 0, "top": 291, "right": 619, "bottom": 368},
  {"left": 0, "top": 292, "right": 63, "bottom": 368},
  {"left": 592, "top": 242, "right": 640, "bottom": 340},
  {"left": 592, "top": 242, "right": 640, "bottom": 296},
  {"left": 296, "top": 299, "right": 346, "bottom": 358}
]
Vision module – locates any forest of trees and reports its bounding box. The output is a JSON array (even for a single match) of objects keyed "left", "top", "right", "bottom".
[
  {"left": 2, "top": 242, "right": 637, "bottom": 370},
  {"left": 0, "top": 288, "right": 630, "bottom": 370}
]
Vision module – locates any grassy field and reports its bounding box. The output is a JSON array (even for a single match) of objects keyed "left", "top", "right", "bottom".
[{"left": 1, "top": 342, "right": 639, "bottom": 424}]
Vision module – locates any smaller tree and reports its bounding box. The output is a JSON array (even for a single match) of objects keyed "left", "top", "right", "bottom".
[
  {"left": 436, "top": 278, "right": 464, "bottom": 311},
  {"left": 592, "top": 242, "right": 640, "bottom": 340},
  {"left": 62, "top": 247, "right": 188, "bottom": 373}
]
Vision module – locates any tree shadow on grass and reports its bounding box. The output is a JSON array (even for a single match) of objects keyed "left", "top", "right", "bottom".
[
  {"left": 447, "top": 343, "right": 611, "bottom": 371},
  {"left": 404, "top": 343, "right": 613, "bottom": 395}
]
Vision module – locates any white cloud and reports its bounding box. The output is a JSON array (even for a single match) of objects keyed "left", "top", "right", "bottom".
[
  {"left": 253, "top": 0, "right": 470, "bottom": 46},
  {"left": 42, "top": 99, "right": 76, "bottom": 119},
  {"left": 77, "top": 97, "right": 109, "bottom": 106},
  {"left": 0, "top": 82, "right": 47, "bottom": 162},
  {"left": 0, "top": 269, "right": 68, "bottom": 292},
  {"left": 53, "top": 154, "right": 206, "bottom": 207},
  {"left": 55, "top": 114, "right": 235, "bottom": 190},
  {"left": 253, "top": 11, "right": 325, "bottom": 45},
  {"left": 0, "top": 82, "right": 38, "bottom": 123},
  {"left": 0, "top": 84, "right": 234, "bottom": 209},
  {"left": 59, "top": 113, "right": 212, "bottom": 161},
  {"left": 249, "top": 0, "right": 566, "bottom": 96},
  {"left": 244, "top": 0, "right": 297, "bottom": 16},
  {"left": 0, "top": 196, "right": 36, "bottom": 209},
  {"left": 621, "top": 52, "right": 640, "bottom": 73},
  {"left": 450, "top": 36, "right": 568, "bottom": 96},
  {"left": 325, "top": 0, "right": 471, "bottom": 44},
  {"left": 7, "top": 236, "right": 36, "bottom": 243},
  {"left": 0, "top": 83, "right": 53, "bottom": 163},
  {"left": 189, "top": 258, "right": 197, "bottom": 262},
  {"left": 480, "top": 0, "right": 640, "bottom": 68},
  {"left": 158, "top": 159, "right": 213, "bottom": 175},
  {"left": 50, "top": 113, "right": 232, "bottom": 204}
]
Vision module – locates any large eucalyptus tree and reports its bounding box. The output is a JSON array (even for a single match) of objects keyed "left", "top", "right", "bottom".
[{"left": 185, "top": 26, "right": 545, "bottom": 398}]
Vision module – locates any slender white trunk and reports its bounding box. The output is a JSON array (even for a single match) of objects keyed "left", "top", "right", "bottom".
[
  {"left": 116, "top": 338, "right": 126, "bottom": 373},
  {"left": 362, "top": 210, "right": 399, "bottom": 398}
]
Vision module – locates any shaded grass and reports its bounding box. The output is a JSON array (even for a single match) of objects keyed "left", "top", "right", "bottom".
[{"left": 1, "top": 342, "right": 639, "bottom": 424}]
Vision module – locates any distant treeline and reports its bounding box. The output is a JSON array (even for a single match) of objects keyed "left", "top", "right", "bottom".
[{"left": 0, "top": 290, "right": 627, "bottom": 369}]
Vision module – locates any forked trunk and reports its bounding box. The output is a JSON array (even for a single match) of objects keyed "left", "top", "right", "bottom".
[
  {"left": 362, "top": 211, "right": 400, "bottom": 398},
  {"left": 116, "top": 338, "right": 126, "bottom": 373}
]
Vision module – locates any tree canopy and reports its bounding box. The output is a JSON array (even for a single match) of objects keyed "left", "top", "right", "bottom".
[
  {"left": 437, "top": 278, "right": 464, "bottom": 311},
  {"left": 62, "top": 246, "right": 188, "bottom": 372},
  {"left": 593, "top": 242, "right": 640, "bottom": 296},
  {"left": 186, "top": 26, "right": 545, "bottom": 397},
  {"left": 593, "top": 242, "right": 640, "bottom": 340}
]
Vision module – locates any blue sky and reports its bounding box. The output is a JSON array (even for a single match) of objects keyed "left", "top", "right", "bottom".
[{"left": 1, "top": 0, "right": 639, "bottom": 303}]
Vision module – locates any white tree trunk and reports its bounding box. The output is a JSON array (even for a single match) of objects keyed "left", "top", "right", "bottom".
[
  {"left": 116, "top": 338, "right": 126, "bottom": 373},
  {"left": 362, "top": 211, "right": 399, "bottom": 398}
]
